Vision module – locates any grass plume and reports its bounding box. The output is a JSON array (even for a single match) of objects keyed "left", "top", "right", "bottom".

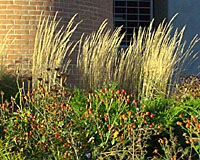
[
  {"left": 77, "top": 15, "right": 199, "bottom": 99},
  {"left": 32, "top": 12, "right": 81, "bottom": 89}
]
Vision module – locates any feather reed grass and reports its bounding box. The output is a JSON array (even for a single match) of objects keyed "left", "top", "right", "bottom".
[
  {"left": 0, "top": 28, "right": 15, "bottom": 70},
  {"left": 32, "top": 12, "right": 81, "bottom": 89},
  {"left": 77, "top": 20, "right": 125, "bottom": 89},
  {"left": 77, "top": 15, "right": 199, "bottom": 99}
]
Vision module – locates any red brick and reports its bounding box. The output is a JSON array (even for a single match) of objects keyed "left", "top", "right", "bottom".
[
  {"left": 0, "top": 10, "right": 14, "bottom": 14},
  {"left": 7, "top": 35, "right": 21, "bottom": 39},
  {"left": 0, "top": 5, "right": 7, "bottom": 9},
  {"left": 0, "top": 25, "right": 6, "bottom": 29},
  {"left": 14, "top": 40, "right": 29, "bottom": 45},
  {"left": 0, "top": 1, "right": 13, "bottom": 4},
  {"left": 15, "top": 1, "right": 29, "bottom": 5},
  {"left": 0, "top": 20, "right": 14, "bottom": 24},
  {"left": 7, "top": 15, "right": 21, "bottom": 19},
  {"left": 7, "top": 5, "right": 21, "bottom": 9},
  {"left": 15, "top": 20, "right": 29, "bottom": 25},
  {"left": 8, "top": 55, "right": 23, "bottom": 59},
  {"left": 0, "top": 0, "right": 113, "bottom": 78},
  {"left": 30, "top": 1, "right": 44, "bottom": 6},
  {"left": 7, "top": 25, "right": 21, "bottom": 29},
  {"left": 15, "top": 30, "right": 29, "bottom": 35},
  {"left": 14, "top": 10, "right": 28, "bottom": 15}
]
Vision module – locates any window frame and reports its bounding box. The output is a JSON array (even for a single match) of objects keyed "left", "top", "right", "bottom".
[{"left": 113, "top": 0, "right": 153, "bottom": 47}]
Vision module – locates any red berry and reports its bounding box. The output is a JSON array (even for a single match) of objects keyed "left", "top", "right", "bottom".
[
  {"left": 150, "top": 114, "right": 154, "bottom": 118},
  {"left": 186, "top": 123, "right": 189, "bottom": 128}
]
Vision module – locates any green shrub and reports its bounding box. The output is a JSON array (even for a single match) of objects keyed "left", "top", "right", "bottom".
[{"left": 0, "top": 85, "right": 163, "bottom": 159}]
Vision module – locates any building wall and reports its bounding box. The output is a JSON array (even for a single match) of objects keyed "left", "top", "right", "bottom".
[
  {"left": 153, "top": 0, "right": 168, "bottom": 27},
  {"left": 0, "top": 0, "right": 113, "bottom": 77},
  {"left": 168, "top": 0, "right": 200, "bottom": 76}
]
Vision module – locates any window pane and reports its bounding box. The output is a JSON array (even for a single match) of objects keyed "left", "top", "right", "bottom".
[
  {"left": 127, "top": 34, "right": 133, "bottom": 41},
  {"left": 114, "top": 0, "right": 152, "bottom": 47},
  {"left": 139, "top": 2, "right": 150, "bottom": 7},
  {"left": 120, "top": 41, "right": 127, "bottom": 46},
  {"left": 115, "top": 8, "right": 126, "bottom": 13},
  {"left": 127, "top": 8, "right": 138, "bottom": 14},
  {"left": 115, "top": 21, "right": 126, "bottom": 27},
  {"left": 127, "top": 1, "right": 138, "bottom": 7},
  {"left": 139, "top": 22, "right": 150, "bottom": 27},
  {"left": 121, "top": 28, "right": 126, "bottom": 33},
  {"left": 139, "top": 15, "right": 150, "bottom": 20},
  {"left": 115, "top": 14, "right": 126, "bottom": 21},
  {"left": 127, "top": 15, "right": 138, "bottom": 21},
  {"left": 127, "top": 22, "right": 137, "bottom": 27},
  {"left": 115, "top": 1, "right": 126, "bottom": 7},
  {"left": 139, "top": 8, "right": 150, "bottom": 14},
  {"left": 127, "top": 29, "right": 133, "bottom": 35}
]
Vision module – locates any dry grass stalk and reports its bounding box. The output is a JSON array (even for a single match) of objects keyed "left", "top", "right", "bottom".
[
  {"left": 77, "top": 20, "right": 125, "bottom": 89},
  {"left": 98, "top": 128, "right": 154, "bottom": 160},
  {"left": 0, "top": 28, "right": 15, "bottom": 71},
  {"left": 77, "top": 15, "right": 199, "bottom": 99},
  {"left": 32, "top": 12, "right": 81, "bottom": 88}
]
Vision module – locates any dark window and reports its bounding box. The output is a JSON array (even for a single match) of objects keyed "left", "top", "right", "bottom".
[
  {"left": 139, "top": 2, "right": 150, "bottom": 7},
  {"left": 127, "top": 8, "right": 138, "bottom": 14},
  {"left": 115, "top": 8, "right": 126, "bottom": 13},
  {"left": 139, "top": 15, "right": 150, "bottom": 21},
  {"left": 127, "top": 1, "right": 138, "bottom": 7},
  {"left": 139, "top": 8, "right": 150, "bottom": 14},
  {"left": 115, "top": 14, "right": 126, "bottom": 21},
  {"left": 127, "top": 15, "right": 138, "bottom": 21},
  {"left": 115, "top": 1, "right": 126, "bottom": 6},
  {"left": 115, "top": 21, "right": 126, "bottom": 27},
  {"left": 114, "top": 0, "right": 153, "bottom": 46}
]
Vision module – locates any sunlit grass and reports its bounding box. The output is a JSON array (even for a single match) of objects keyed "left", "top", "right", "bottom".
[
  {"left": 77, "top": 15, "right": 199, "bottom": 100},
  {"left": 32, "top": 12, "right": 81, "bottom": 89}
]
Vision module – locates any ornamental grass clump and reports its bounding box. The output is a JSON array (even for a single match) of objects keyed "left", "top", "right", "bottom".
[
  {"left": 32, "top": 12, "right": 81, "bottom": 89},
  {"left": 0, "top": 29, "right": 18, "bottom": 102},
  {"left": 77, "top": 15, "right": 199, "bottom": 99},
  {"left": 77, "top": 20, "right": 125, "bottom": 90}
]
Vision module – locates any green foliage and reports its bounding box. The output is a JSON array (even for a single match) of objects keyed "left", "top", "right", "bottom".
[
  {"left": 0, "top": 81, "right": 199, "bottom": 159},
  {"left": 0, "top": 85, "right": 161, "bottom": 159}
]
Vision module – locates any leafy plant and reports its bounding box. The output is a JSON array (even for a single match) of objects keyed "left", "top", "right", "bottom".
[
  {"left": 177, "top": 114, "right": 200, "bottom": 159},
  {"left": 152, "top": 128, "right": 188, "bottom": 160},
  {"left": 0, "top": 82, "right": 162, "bottom": 159}
]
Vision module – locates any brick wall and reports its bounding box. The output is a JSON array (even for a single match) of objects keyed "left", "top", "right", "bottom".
[{"left": 0, "top": 0, "right": 113, "bottom": 81}]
